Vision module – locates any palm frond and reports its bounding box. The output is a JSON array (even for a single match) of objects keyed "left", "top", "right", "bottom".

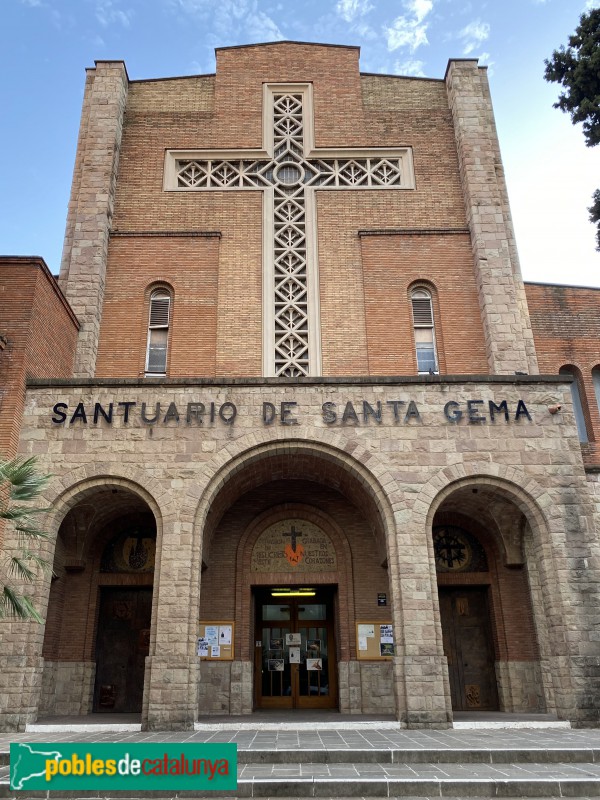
[
  {"left": 15, "top": 523, "right": 51, "bottom": 541},
  {"left": 7, "top": 555, "right": 37, "bottom": 582},
  {"left": 0, "top": 455, "right": 51, "bottom": 624},
  {"left": 0, "top": 587, "right": 43, "bottom": 622},
  {"left": 0, "top": 456, "right": 50, "bottom": 502}
]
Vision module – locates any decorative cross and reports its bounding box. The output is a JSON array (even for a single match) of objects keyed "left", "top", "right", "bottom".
[
  {"left": 283, "top": 524, "right": 303, "bottom": 553},
  {"left": 165, "top": 83, "right": 414, "bottom": 377},
  {"left": 434, "top": 531, "right": 468, "bottom": 570}
]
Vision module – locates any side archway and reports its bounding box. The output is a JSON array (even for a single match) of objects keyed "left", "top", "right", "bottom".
[
  {"left": 422, "top": 467, "right": 577, "bottom": 720},
  {"left": 38, "top": 475, "right": 163, "bottom": 721}
]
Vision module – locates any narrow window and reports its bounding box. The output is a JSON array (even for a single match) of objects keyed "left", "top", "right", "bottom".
[
  {"left": 593, "top": 367, "right": 600, "bottom": 415},
  {"left": 411, "top": 289, "right": 438, "bottom": 374},
  {"left": 146, "top": 289, "right": 171, "bottom": 375},
  {"left": 559, "top": 366, "right": 588, "bottom": 443}
]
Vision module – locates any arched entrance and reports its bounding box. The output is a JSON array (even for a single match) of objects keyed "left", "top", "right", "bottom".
[
  {"left": 431, "top": 481, "right": 547, "bottom": 715},
  {"left": 194, "top": 444, "right": 396, "bottom": 716},
  {"left": 40, "top": 482, "right": 158, "bottom": 718}
]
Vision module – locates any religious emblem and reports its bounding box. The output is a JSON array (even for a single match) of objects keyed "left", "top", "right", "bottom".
[
  {"left": 283, "top": 524, "right": 304, "bottom": 566},
  {"left": 168, "top": 85, "right": 413, "bottom": 377},
  {"left": 250, "top": 518, "right": 336, "bottom": 572},
  {"left": 433, "top": 528, "right": 472, "bottom": 571}
]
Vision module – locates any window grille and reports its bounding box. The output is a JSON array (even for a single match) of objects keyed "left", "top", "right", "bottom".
[
  {"left": 146, "top": 290, "right": 171, "bottom": 375},
  {"left": 411, "top": 289, "right": 438, "bottom": 374}
]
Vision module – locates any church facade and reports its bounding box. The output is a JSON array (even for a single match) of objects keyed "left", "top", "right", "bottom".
[{"left": 1, "top": 42, "right": 599, "bottom": 731}]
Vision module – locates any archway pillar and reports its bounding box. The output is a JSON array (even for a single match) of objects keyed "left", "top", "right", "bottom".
[
  {"left": 0, "top": 509, "right": 55, "bottom": 730},
  {"left": 0, "top": 654, "right": 45, "bottom": 732},
  {"left": 143, "top": 655, "right": 200, "bottom": 731},
  {"left": 142, "top": 511, "right": 201, "bottom": 730},
  {"left": 387, "top": 506, "right": 452, "bottom": 728}
]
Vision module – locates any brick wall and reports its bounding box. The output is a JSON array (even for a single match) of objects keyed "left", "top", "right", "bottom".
[
  {"left": 359, "top": 232, "right": 488, "bottom": 375},
  {"left": 526, "top": 282, "right": 600, "bottom": 467},
  {"left": 0, "top": 258, "right": 78, "bottom": 547},
  {"left": 96, "top": 44, "right": 498, "bottom": 379}
]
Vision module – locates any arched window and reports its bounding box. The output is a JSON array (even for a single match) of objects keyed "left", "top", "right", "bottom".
[
  {"left": 146, "top": 289, "right": 171, "bottom": 375},
  {"left": 593, "top": 367, "right": 600, "bottom": 416},
  {"left": 559, "top": 366, "right": 588, "bottom": 443},
  {"left": 411, "top": 288, "right": 438, "bottom": 374}
]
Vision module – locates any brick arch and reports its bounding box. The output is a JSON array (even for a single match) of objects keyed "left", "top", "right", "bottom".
[
  {"left": 235, "top": 504, "right": 355, "bottom": 662},
  {"left": 44, "top": 467, "right": 168, "bottom": 529},
  {"left": 189, "top": 430, "right": 399, "bottom": 549}
]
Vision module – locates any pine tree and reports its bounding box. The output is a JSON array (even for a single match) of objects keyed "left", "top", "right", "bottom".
[{"left": 544, "top": 9, "right": 600, "bottom": 250}]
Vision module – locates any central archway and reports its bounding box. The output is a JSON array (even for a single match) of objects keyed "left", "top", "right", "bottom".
[{"left": 193, "top": 440, "right": 399, "bottom": 716}]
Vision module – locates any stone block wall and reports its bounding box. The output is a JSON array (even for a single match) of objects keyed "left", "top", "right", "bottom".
[
  {"left": 39, "top": 661, "right": 95, "bottom": 716},
  {"left": 1, "top": 374, "right": 597, "bottom": 729}
]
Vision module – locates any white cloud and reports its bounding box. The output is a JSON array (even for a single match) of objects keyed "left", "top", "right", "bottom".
[
  {"left": 408, "top": 0, "right": 433, "bottom": 22},
  {"left": 95, "top": 0, "right": 133, "bottom": 27},
  {"left": 20, "top": 0, "right": 43, "bottom": 6},
  {"left": 458, "top": 19, "right": 490, "bottom": 55},
  {"left": 384, "top": 0, "right": 434, "bottom": 53},
  {"left": 172, "top": 0, "right": 283, "bottom": 42},
  {"left": 353, "top": 21, "right": 378, "bottom": 40},
  {"left": 335, "top": 0, "right": 373, "bottom": 23},
  {"left": 394, "top": 58, "right": 426, "bottom": 76}
]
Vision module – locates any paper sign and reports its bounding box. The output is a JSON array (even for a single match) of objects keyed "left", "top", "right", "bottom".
[
  {"left": 358, "top": 624, "right": 374, "bottom": 638},
  {"left": 380, "top": 624, "right": 393, "bottom": 643},
  {"left": 196, "top": 637, "right": 209, "bottom": 657},
  {"left": 289, "top": 646, "right": 300, "bottom": 663},
  {"left": 205, "top": 626, "right": 219, "bottom": 645},
  {"left": 358, "top": 635, "right": 368, "bottom": 651},
  {"left": 286, "top": 632, "right": 301, "bottom": 646},
  {"left": 219, "top": 625, "right": 232, "bottom": 645},
  {"left": 211, "top": 645, "right": 220, "bottom": 658},
  {"left": 306, "top": 658, "right": 322, "bottom": 671}
]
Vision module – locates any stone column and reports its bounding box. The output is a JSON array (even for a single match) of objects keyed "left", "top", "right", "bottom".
[
  {"left": 388, "top": 509, "right": 452, "bottom": 728},
  {"left": 59, "top": 61, "right": 129, "bottom": 378},
  {"left": 143, "top": 507, "right": 201, "bottom": 730},
  {"left": 445, "top": 59, "right": 538, "bottom": 376}
]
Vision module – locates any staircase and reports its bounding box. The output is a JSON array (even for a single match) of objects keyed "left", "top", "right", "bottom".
[{"left": 2, "top": 727, "right": 600, "bottom": 798}]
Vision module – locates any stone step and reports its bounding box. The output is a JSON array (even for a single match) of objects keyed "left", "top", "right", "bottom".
[
  {"left": 2, "top": 745, "right": 600, "bottom": 766},
  {"left": 2, "top": 760, "right": 600, "bottom": 798}
]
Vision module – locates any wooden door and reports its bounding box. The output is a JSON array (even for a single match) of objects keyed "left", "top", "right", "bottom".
[
  {"left": 255, "top": 588, "right": 337, "bottom": 709},
  {"left": 93, "top": 588, "right": 152, "bottom": 713},
  {"left": 439, "top": 587, "right": 499, "bottom": 711}
]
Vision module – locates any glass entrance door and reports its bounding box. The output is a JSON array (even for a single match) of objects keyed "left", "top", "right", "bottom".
[{"left": 255, "top": 587, "right": 337, "bottom": 709}]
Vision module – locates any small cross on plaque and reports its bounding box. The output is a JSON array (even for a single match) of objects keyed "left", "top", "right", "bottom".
[{"left": 283, "top": 524, "right": 303, "bottom": 553}]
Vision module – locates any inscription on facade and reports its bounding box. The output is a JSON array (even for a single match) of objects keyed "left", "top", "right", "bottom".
[
  {"left": 251, "top": 520, "right": 337, "bottom": 573},
  {"left": 50, "top": 398, "right": 532, "bottom": 427}
]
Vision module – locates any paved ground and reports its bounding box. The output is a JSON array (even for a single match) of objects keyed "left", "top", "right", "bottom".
[{"left": 3, "top": 726, "right": 600, "bottom": 749}]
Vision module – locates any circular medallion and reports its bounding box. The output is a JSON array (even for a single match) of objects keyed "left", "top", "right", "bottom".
[
  {"left": 274, "top": 162, "right": 304, "bottom": 187},
  {"left": 433, "top": 528, "right": 472, "bottom": 571}
]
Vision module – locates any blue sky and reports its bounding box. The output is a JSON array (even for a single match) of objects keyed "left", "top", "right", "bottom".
[{"left": 2, "top": 0, "right": 599, "bottom": 286}]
